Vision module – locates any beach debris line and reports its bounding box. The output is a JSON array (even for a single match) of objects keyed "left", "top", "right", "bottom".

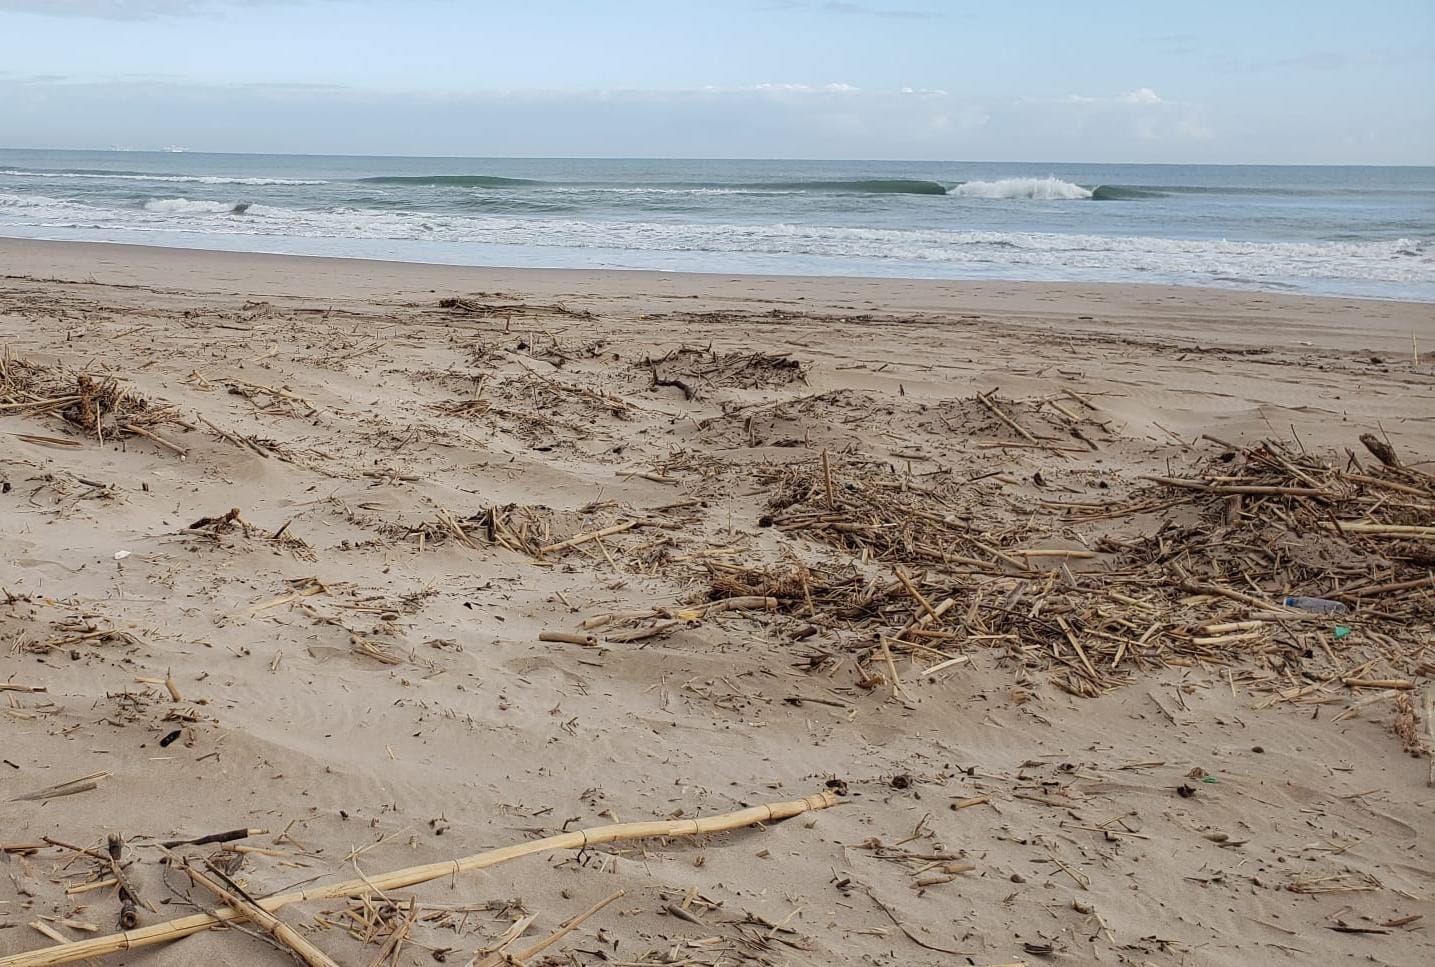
[
  {"left": 533, "top": 433, "right": 1432, "bottom": 703},
  {"left": 0, "top": 790, "right": 841, "bottom": 967},
  {"left": 436, "top": 296, "right": 594, "bottom": 320},
  {"left": 0, "top": 352, "right": 188, "bottom": 453},
  {"left": 641, "top": 343, "right": 809, "bottom": 400}
]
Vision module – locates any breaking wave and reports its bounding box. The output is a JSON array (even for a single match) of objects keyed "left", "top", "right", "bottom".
[
  {"left": 760, "top": 179, "right": 949, "bottom": 195},
  {"left": 142, "top": 198, "right": 251, "bottom": 214},
  {"left": 358, "top": 175, "right": 544, "bottom": 188},
  {"left": 950, "top": 177, "right": 1092, "bottom": 200},
  {"left": 0, "top": 167, "right": 322, "bottom": 186},
  {"left": 7, "top": 191, "right": 1427, "bottom": 294},
  {"left": 359, "top": 175, "right": 951, "bottom": 195}
]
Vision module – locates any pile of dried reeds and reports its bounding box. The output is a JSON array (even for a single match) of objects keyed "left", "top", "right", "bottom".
[
  {"left": 643, "top": 344, "right": 808, "bottom": 400},
  {"left": 1, "top": 352, "right": 186, "bottom": 451},
  {"left": 678, "top": 436, "right": 1433, "bottom": 698}
]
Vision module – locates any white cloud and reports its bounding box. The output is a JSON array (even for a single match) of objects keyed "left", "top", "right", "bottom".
[
  {"left": 752, "top": 82, "right": 862, "bottom": 94},
  {"left": 1035, "top": 89, "right": 1165, "bottom": 108},
  {"left": 1116, "top": 87, "right": 1164, "bottom": 105}
]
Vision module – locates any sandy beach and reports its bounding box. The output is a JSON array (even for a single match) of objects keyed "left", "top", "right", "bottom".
[{"left": 1, "top": 238, "right": 1432, "bottom": 966}]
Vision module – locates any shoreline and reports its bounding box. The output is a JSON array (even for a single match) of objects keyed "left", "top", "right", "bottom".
[
  {"left": 2, "top": 235, "right": 1432, "bottom": 966},
  {"left": 3, "top": 236, "right": 1433, "bottom": 352}
]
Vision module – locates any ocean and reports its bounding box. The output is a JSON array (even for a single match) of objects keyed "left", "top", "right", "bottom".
[{"left": 1, "top": 149, "right": 1432, "bottom": 301}]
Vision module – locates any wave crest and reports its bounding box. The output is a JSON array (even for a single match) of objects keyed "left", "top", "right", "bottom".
[
  {"left": 1, "top": 167, "right": 322, "bottom": 186},
  {"left": 763, "top": 179, "right": 948, "bottom": 195},
  {"left": 142, "top": 198, "right": 248, "bottom": 214},
  {"left": 358, "top": 175, "right": 542, "bottom": 188},
  {"left": 950, "top": 177, "right": 1092, "bottom": 200}
]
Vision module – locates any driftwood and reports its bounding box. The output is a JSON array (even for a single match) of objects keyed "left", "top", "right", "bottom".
[
  {"left": 1359, "top": 432, "right": 1401, "bottom": 468},
  {"left": 0, "top": 790, "right": 840, "bottom": 967}
]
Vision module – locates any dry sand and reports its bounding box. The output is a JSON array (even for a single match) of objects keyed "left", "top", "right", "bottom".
[{"left": 1, "top": 238, "right": 1433, "bottom": 966}]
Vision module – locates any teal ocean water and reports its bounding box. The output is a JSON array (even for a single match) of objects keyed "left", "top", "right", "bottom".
[{"left": 1, "top": 149, "right": 1431, "bottom": 300}]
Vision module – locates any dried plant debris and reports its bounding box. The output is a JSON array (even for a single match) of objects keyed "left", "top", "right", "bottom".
[
  {"left": 2, "top": 352, "right": 187, "bottom": 450},
  {"left": 658, "top": 435, "right": 1435, "bottom": 698},
  {"left": 436, "top": 296, "right": 594, "bottom": 320},
  {"left": 642, "top": 344, "right": 808, "bottom": 399}
]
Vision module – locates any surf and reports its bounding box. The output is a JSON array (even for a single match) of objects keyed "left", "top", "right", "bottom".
[
  {"left": 142, "top": 198, "right": 252, "bottom": 214},
  {"left": 0, "top": 167, "right": 322, "bottom": 186},
  {"left": 949, "top": 177, "right": 1092, "bottom": 200},
  {"left": 358, "top": 175, "right": 544, "bottom": 188}
]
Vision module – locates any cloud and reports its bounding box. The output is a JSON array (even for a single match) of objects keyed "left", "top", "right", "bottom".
[
  {"left": 0, "top": 76, "right": 983, "bottom": 158},
  {"left": 749, "top": 81, "right": 862, "bottom": 94},
  {"left": 1116, "top": 87, "right": 1163, "bottom": 105},
  {"left": 2, "top": 75, "right": 1426, "bottom": 163},
  {"left": 1033, "top": 88, "right": 1167, "bottom": 108}
]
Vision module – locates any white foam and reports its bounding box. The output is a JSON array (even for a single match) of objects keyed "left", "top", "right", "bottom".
[
  {"left": 950, "top": 177, "right": 1092, "bottom": 200},
  {"left": 545, "top": 187, "right": 801, "bottom": 196},
  {"left": 142, "top": 198, "right": 244, "bottom": 214},
  {"left": 3, "top": 190, "right": 1429, "bottom": 295},
  {"left": 0, "top": 169, "right": 323, "bottom": 186}
]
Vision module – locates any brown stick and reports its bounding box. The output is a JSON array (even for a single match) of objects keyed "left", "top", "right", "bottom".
[
  {"left": 681, "top": 596, "right": 779, "bottom": 618},
  {"left": 0, "top": 791, "right": 840, "bottom": 967},
  {"left": 176, "top": 858, "right": 339, "bottom": 967},
  {"left": 977, "top": 391, "right": 1040, "bottom": 446},
  {"left": 10, "top": 773, "right": 111, "bottom": 803},
  {"left": 894, "top": 568, "right": 940, "bottom": 621},
  {"left": 1342, "top": 678, "right": 1414, "bottom": 690},
  {"left": 1318, "top": 522, "right": 1435, "bottom": 539},
  {"left": 159, "top": 828, "right": 267, "bottom": 850},
  {"left": 105, "top": 836, "right": 137, "bottom": 931},
  {"left": 538, "top": 631, "right": 598, "bottom": 647},
  {"left": 1332, "top": 574, "right": 1435, "bottom": 601},
  {"left": 118, "top": 424, "right": 188, "bottom": 456},
  {"left": 502, "top": 890, "right": 624, "bottom": 965},
  {"left": 1359, "top": 433, "right": 1401, "bottom": 468},
  {"left": 1177, "top": 580, "right": 1289, "bottom": 613},
  {"left": 1142, "top": 476, "right": 1327, "bottom": 498},
  {"left": 539, "top": 520, "right": 639, "bottom": 555}
]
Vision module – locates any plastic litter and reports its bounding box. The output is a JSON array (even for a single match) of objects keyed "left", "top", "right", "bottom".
[{"left": 1283, "top": 595, "right": 1347, "bottom": 615}]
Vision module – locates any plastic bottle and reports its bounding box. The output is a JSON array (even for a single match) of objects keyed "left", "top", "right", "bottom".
[{"left": 1284, "top": 596, "right": 1347, "bottom": 615}]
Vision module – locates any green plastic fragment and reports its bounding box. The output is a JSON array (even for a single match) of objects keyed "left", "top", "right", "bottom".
[{"left": 1333, "top": 626, "right": 1352, "bottom": 639}]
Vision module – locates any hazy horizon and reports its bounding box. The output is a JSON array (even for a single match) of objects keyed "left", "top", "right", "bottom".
[
  {"left": 1, "top": 1, "right": 1431, "bottom": 165},
  {"left": 4, "top": 147, "right": 1434, "bottom": 167}
]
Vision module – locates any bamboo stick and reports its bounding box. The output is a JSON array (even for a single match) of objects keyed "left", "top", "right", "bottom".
[
  {"left": 538, "top": 631, "right": 598, "bottom": 647},
  {"left": 1333, "top": 574, "right": 1435, "bottom": 600},
  {"left": 0, "top": 791, "right": 839, "bottom": 967},
  {"left": 475, "top": 890, "right": 623, "bottom": 967},
  {"left": 977, "top": 391, "right": 1041, "bottom": 446},
  {"left": 1319, "top": 522, "right": 1435, "bottom": 539},
  {"left": 678, "top": 596, "right": 779, "bottom": 619},
  {"left": 539, "top": 520, "right": 639, "bottom": 555},
  {"left": 1142, "top": 476, "right": 1327, "bottom": 498},
  {"left": 177, "top": 860, "right": 339, "bottom": 967}
]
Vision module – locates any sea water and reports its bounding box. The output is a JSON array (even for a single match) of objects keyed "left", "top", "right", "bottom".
[{"left": 1, "top": 150, "right": 1431, "bottom": 300}]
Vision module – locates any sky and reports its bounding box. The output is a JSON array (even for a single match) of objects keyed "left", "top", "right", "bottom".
[{"left": 0, "top": 0, "right": 1431, "bottom": 163}]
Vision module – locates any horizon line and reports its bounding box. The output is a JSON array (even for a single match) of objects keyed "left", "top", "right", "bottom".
[{"left": 1, "top": 146, "right": 1432, "bottom": 168}]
